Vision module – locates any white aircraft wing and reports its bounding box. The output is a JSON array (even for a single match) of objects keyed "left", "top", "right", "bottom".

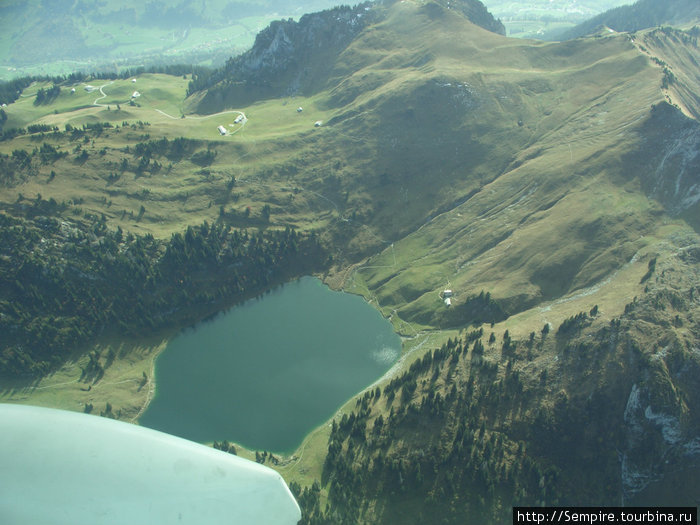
[{"left": 0, "top": 404, "right": 301, "bottom": 525}]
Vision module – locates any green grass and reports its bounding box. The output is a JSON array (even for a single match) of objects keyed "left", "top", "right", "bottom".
[
  {"left": 0, "top": 337, "right": 166, "bottom": 422},
  {"left": 4, "top": 81, "right": 98, "bottom": 129},
  {"left": 0, "top": 73, "right": 343, "bottom": 238},
  {"left": 1, "top": 10, "right": 682, "bottom": 317},
  {"left": 2, "top": 2, "right": 699, "bottom": 496},
  {"left": 0, "top": 6, "right": 681, "bottom": 311}
]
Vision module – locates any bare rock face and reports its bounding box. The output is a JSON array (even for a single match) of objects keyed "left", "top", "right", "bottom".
[
  {"left": 227, "top": 3, "right": 375, "bottom": 89},
  {"left": 629, "top": 102, "right": 700, "bottom": 215},
  {"left": 196, "top": 2, "right": 378, "bottom": 109},
  {"left": 622, "top": 380, "right": 700, "bottom": 503}
]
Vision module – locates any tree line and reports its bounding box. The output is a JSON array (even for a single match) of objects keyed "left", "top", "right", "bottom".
[
  {"left": 0, "top": 210, "right": 327, "bottom": 378},
  {"left": 0, "top": 64, "right": 212, "bottom": 107},
  {"left": 296, "top": 302, "right": 670, "bottom": 524}
]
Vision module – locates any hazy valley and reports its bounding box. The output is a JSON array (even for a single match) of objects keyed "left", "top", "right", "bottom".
[{"left": 0, "top": 0, "right": 641, "bottom": 80}]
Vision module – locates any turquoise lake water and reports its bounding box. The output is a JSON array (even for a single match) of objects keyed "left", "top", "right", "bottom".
[{"left": 139, "top": 276, "right": 401, "bottom": 453}]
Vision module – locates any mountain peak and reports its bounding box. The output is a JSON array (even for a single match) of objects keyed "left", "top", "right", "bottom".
[
  {"left": 191, "top": 0, "right": 504, "bottom": 110},
  {"left": 423, "top": 0, "right": 505, "bottom": 35}
]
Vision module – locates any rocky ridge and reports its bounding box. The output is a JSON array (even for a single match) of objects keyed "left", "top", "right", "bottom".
[{"left": 193, "top": 0, "right": 504, "bottom": 109}]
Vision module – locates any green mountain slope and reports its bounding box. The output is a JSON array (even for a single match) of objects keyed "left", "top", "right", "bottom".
[
  {"left": 191, "top": 0, "right": 698, "bottom": 326},
  {"left": 307, "top": 239, "right": 700, "bottom": 524},
  {"left": 191, "top": 0, "right": 505, "bottom": 109},
  {"left": 631, "top": 26, "right": 700, "bottom": 121},
  {"left": 190, "top": 0, "right": 699, "bottom": 516},
  {"left": 0, "top": 0, "right": 699, "bottom": 520}
]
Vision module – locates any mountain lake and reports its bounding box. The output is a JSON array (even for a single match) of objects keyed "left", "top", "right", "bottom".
[{"left": 139, "top": 276, "right": 401, "bottom": 453}]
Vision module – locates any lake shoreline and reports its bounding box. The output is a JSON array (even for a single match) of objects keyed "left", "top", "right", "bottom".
[
  {"left": 139, "top": 275, "right": 402, "bottom": 453},
  {"left": 2, "top": 270, "right": 414, "bottom": 461}
]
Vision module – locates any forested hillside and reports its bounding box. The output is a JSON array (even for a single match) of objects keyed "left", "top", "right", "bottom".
[
  {"left": 0, "top": 204, "right": 325, "bottom": 377},
  {"left": 293, "top": 238, "right": 700, "bottom": 524}
]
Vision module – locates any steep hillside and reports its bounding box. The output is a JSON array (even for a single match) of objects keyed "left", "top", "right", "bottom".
[
  {"left": 302, "top": 234, "right": 700, "bottom": 524},
  {"left": 561, "top": 0, "right": 700, "bottom": 40},
  {"left": 190, "top": 2, "right": 382, "bottom": 109},
  {"left": 631, "top": 26, "right": 700, "bottom": 121},
  {"left": 194, "top": 0, "right": 699, "bottom": 324},
  {"left": 192, "top": 0, "right": 505, "bottom": 110},
  {"left": 1, "top": 0, "right": 699, "bottom": 521},
  {"left": 1, "top": 0, "right": 697, "bottom": 379}
]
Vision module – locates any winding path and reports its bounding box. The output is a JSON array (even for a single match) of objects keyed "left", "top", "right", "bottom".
[
  {"left": 154, "top": 108, "right": 248, "bottom": 135},
  {"left": 89, "top": 80, "right": 248, "bottom": 134},
  {"left": 92, "top": 81, "right": 113, "bottom": 107}
]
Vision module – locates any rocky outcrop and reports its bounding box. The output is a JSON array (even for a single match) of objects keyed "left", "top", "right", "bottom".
[
  {"left": 623, "top": 102, "right": 700, "bottom": 216},
  {"left": 194, "top": 3, "right": 377, "bottom": 110},
  {"left": 222, "top": 3, "right": 377, "bottom": 92},
  {"left": 193, "top": 0, "right": 505, "bottom": 111},
  {"left": 622, "top": 374, "right": 700, "bottom": 503},
  {"left": 645, "top": 104, "right": 700, "bottom": 215},
  {"left": 437, "top": 0, "right": 505, "bottom": 36}
]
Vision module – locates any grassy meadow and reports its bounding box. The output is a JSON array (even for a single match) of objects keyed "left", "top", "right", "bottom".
[
  {"left": 1, "top": 1, "right": 699, "bottom": 505},
  {"left": 0, "top": 336, "right": 167, "bottom": 423},
  {"left": 0, "top": 74, "right": 339, "bottom": 239}
]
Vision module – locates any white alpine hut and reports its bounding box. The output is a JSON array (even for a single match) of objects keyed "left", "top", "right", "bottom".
[{"left": 443, "top": 289, "right": 453, "bottom": 307}]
